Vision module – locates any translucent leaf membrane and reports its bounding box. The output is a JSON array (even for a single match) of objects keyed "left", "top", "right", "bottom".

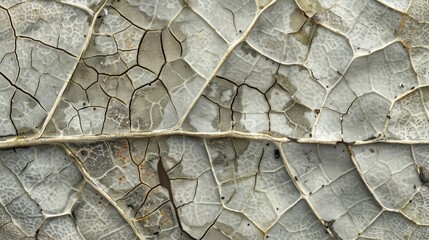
[
  {"left": 0, "top": 145, "right": 136, "bottom": 239},
  {"left": 0, "top": 0, "right": 427, "bottom": 142},
  {"left": 2, "top": 140, "right": 429, "bottom": 239},
  {"left": 0, "top": 0, "right": 93, "bottom": 139},
  {"left": 2, "top": 0, "right": 429, "bottom": 239}
]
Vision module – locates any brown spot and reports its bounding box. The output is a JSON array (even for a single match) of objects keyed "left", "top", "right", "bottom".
[{"left": 419, "top": 166, "right": 429, "bottom": 186}]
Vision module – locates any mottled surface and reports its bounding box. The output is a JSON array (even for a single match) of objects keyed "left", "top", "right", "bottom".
[{"left": 1, "top": 0, "right": 429, "bottom": 239}]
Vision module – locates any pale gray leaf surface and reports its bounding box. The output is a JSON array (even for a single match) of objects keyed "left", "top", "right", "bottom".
[{"left": 1, "top": 0, "right": 429, "bottom": 239}]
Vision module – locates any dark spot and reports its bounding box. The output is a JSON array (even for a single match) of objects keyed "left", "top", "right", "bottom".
[
  {"left": 325, "top": 220, "right": 340, "bottom": 238},
  {"left": 414, "top": 185, "right": 417, "bottom": 189},
  {"left": 274, "top": 150, "right": 280, "bottom": 159},
  {"left": 82, "top": 102, "right": 86, "bottom": 106},
  {"left": 309, "top": 192, "right": 312, "bottom": 195},
  {"left": 266, "top": 143, "right": 269, "bottom": 146},
  {"left": 247, "top": 223, "right": 250, "bottom": 226},
  {"left": 80, "top": 149, "right": 87, "bottom": 155},
  {"left": 71, "top": 210, "right": 77, "bottom": 220},
  {"left": 321, "top": 184, "right": 325, "bottom": 188},
  {"left": 154, "top": 231, "right": 159, "bottom": 235},
  {"left": 419, "top": 167, "right": 429, "bottom": 186},
  {"left": 221, "top": 196, "right": 225, "bottom": 200},
  {"left": 309, "top": 133, "right": 313, "bottom": 137},
  {"left": 294, "top": 176, "right": 298, "bottom": 181},
  {"left": 239, "top": 30, "right": 242, "bottom": 33},
  {"left": 369, "top": 149, "right": 375, "bottom": 153},
  {"left": 411, "top": 86, "right": 416, "bottom": 90},
  {"left": 315, "top": 109, "right": 320, "bottom": 114}
]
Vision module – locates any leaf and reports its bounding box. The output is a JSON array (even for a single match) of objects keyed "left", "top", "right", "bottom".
[{"left": 1, "top": 0, "right": 429, "bottom": 239}]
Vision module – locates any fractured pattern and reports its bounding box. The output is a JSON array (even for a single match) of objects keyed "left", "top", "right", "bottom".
[
  {"left": 2, "top": 0, "right": 429, "bottom": 239},
  {"left": 0, "top": 145, "right": 136, "bottom": 239}
]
